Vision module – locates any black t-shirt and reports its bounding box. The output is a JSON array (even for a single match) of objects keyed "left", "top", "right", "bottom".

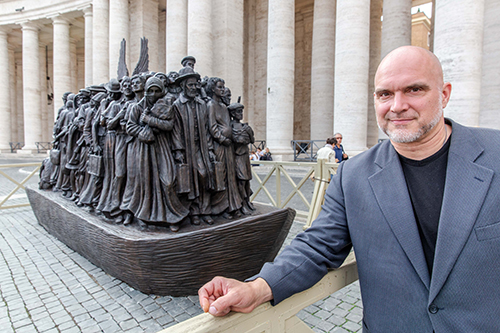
[{"left": 398, "top": 135, "right": 451, "bottom": 276}]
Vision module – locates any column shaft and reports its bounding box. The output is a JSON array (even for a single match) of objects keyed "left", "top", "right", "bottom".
[
  {"left": 70, "top": 38, "right": 78, "bottom": 91},
  {"left": 109, "top": 0, "right": 129, "bottom": 78},
  {"left": 52, "top": 16, "right": 72, "bottom": 118},
  {"left": 434, "top": 0, "right": 484, "bottom": 126},
  {"left": 15, "top": 56, "right": 24, "bottom": 143},
  {"left": 368, "top": 0, "right": 383, "bottom": 146},
  {"left": 187, "top": 0, "right": 213, "bottom": 76},
  {"left": 21, "top": 22, "right": 42, "bottom": 152},
  {"left": 0, "top": 30, "right": 12, "bottom": 151},
  {"left": 83, "top": 7, "right": 93, "bottom": 86},
  {"left": 9, "top": 45, "right": 17, "bottom": 145},
  {"left": 479, "top": 0, "right": 500, "bottom": 129},
  {"left": 93, "top": 0, "right": 109, "bottom": 84},
  {"left": 39, "top": 43, "right": 49, "bottom": 142},
  {"left": 166, "top": 0, "right": 187, "bottom": 71},
  {"left": 265, "top": 0, "right": 294, "bottom": 157},
  {"left": 334, "top": 0, "right": 370, "bottom": 153},
  {"left": 309, "top": 0, "right": 336, "bottom": 141},
  {"left": 212, "top": 0, "right": 244, "bottom": 102},
  {"left": 381, "top": 0, "right": 412, "bottom": 58}
]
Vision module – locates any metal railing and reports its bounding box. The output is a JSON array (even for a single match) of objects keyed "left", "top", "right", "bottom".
[
  {"left": 35, "top": 141, "right": 53, "bottom": 153},
  {"left": 291, "top": 140, "right": 324, "bottom": 161},
  {"left": 249, "top": 140, "right": 266, "bottom": 152},
  {"left": 9, "top": 142, "right": 24, "bottom": 153},
  {"left": 0, "top": 162, "right": 41, "bottom": 210}
]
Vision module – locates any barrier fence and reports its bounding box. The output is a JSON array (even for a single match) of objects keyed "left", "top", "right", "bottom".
[{"left": 0, "top": 162, "right": 41, "bottom": 210}]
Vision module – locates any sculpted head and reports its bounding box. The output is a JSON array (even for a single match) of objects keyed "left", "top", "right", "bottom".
[{"left": 374, "top": 46, "right": 452, "bottom": 144}]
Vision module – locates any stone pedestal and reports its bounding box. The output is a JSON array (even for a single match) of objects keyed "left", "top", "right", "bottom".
[{"left": 27, "top": 187, "right": 295, "bottom": 296}]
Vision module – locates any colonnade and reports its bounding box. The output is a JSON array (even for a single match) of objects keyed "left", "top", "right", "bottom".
[{"left": 0, "top": 0, "right": 499, "bottom": 157}]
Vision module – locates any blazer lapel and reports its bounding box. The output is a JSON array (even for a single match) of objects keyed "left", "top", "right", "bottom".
[
  {"left": 429, "top": 122, "right": 494, "bottom": 300},
  {"left": 368, "top": 143, "right": 430, "bottom": 290}
]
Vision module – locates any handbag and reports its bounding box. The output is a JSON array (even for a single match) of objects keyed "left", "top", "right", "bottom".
[
  {"left": 213, "top": 161, "right": 226, "bottom": 192},
  {"left": 176, "top": 163, "right": 190, "bottom": 194},
  {"left": 88, "top": 153, "right": 104, "bottom": 177},
  {"left": 50, "top": 149, "right": 60, "bottom": 165}
]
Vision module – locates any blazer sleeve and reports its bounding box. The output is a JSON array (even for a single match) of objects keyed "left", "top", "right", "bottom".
[{"left": 253, "top": 161, "right": 353, "bottom": 305}]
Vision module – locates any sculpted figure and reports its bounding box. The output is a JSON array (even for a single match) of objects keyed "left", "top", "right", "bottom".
[
  {"left": 228, "top": 102, "right": 255, "bottom": 215},
  {"left": 171, "top": 67, "right": 216, "bottom": 226},
  {"left": 96, "top": 79, "right": 124, "bottom": 221},
  {"left": 121, "top": 77, "right": 189, "bottom": 231},
  {"left": 79, "top": 92, "right": 108, "bottom": 212},
  {"left": 66, "top": 89, "right": 92, "bottom": 201},
  {"left": 181, "top": 55, "right": 196, "bottom": 69},
  {"left": 206, "top": 77, "right": 242, "bottom": 218},
  {"left": 50, "top": 91, "right": 72, "bottom": 189},
  {"left": 166, "top": 71, "right": 181, "bottom": 101},
  {"left": 54, "top": 94, "right": 77, "bottom": 197}
]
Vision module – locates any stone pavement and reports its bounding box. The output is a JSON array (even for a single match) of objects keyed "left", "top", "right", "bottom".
[{"left": 0, "top": 157, "right": 362, "bottom": 333}]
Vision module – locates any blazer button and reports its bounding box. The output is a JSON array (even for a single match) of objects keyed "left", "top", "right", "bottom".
[{"left": 428, "top": 304, "right": 439, "bottom": 314}]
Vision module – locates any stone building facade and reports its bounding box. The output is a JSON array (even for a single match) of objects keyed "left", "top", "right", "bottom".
[{"left": 0, "top": 0, "right": 499, "bottom": 157}]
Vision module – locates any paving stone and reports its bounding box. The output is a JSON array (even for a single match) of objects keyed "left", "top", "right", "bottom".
[
  {"left": 327, "top": 314, "right": 347, "bottom": 326},
  {"left": 304, "top": 304, "right": 321, "bottom": 314},
  {"left": 331, "top": 327, "right": 350, "bottom": 333},
  {"left": 342, "top": 320, "right": 362, "bottom": 332},
  {"left": 119, "top": 318, "right": 140, "bottom": 330},
  {"left": 346, "top": 312, "right": 363, "bottom": 323},
  {"left": 156, "top": 314, "right": 175, "bottom": 326}
]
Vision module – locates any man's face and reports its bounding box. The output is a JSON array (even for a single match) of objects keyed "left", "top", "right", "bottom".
[
  {"left": 183, "top": 78, "right": 198, "bottom": 98},
  {"left": 334, "top": 134, "right": 342, "bottom": 145},
  {"left": 146, "top": 86, "right": 163, "bottom": 105},
  {"left": 374, "top": 48, "right": 450, "bottom": 143},
  {"left": 132, "top": 78, "right": 144, "bottom": 92},
  {"left": 121, "top": 79, "right": 133, "bottom": 96}
]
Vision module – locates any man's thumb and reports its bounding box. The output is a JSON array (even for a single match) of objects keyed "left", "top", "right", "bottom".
[{"left": 209, "top": 296, "right": 232, "bottom": 316}]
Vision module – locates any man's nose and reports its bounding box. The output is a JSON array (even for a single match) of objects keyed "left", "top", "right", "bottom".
[{"left": 390, "top": 92, "right": 409, "bottom": 113}]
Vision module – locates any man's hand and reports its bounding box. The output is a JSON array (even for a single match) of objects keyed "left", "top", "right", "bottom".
[{"left": 198, "top": 277, "right": 273, "bottom": 317}]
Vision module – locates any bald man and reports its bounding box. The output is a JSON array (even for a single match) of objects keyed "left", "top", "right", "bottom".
[{"left": 199, "top": 46, "right": 500, "bottom": 332}]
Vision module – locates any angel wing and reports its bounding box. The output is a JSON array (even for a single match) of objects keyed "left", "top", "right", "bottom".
[
  {"left": 117, "top": 38, "right": 129, "bottom": 80},
  {"left": 132, "top": 37, "right": 149, "bottom": 75}
]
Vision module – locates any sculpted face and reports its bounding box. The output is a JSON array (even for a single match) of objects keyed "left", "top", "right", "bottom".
[
  {"left": 184, "top": 60, "right": 195, "bottom": 68},
  {"left": 184, "top": 77, "right": 198, "bottom": 99},
  {"left": 214, "top": 81, "right": 225, "bottom": 98},
  {"left": 145, "top": 86, "right": 163, "bottom": 105},
  {"left": 121, "top": 79, "right": 133, "bottom": 96},
  {"left": 374, "top": 46, "right": 451, "bottom": 144},
  {"left": 233, "top": 108, "right": 243, "bottom": 121},
  {"left": 132, "top": 77, "right": 144, "bottom": 93}
]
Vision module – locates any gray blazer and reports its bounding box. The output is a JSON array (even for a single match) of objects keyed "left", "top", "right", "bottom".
[{"left": 257, "top": 119, "right": 500, "bottom": 332}]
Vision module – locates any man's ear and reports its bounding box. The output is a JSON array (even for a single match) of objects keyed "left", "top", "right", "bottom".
[{"left": 441, "top": 82, "right": 452, "bottom": 109}]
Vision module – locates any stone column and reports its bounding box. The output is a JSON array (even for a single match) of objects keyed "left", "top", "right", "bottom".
[
  {"left": 15, "top": 55, "right": 24, "bottom": 143},
  {"left": 20, "top": 22, "right": 42, "bottom": 153},
  {"left": 39, "top": 43, "right": 49, "bottom": 142},
  {"left": 109, "top": 0, "right": 129, "bottom": 78},
  {"left": 9, "top": 43, "right": 17, "bottom": 146},
  {"left": 0, "top": 29, "right": 12, "bottom": 152},
  {"left": 380, "top": 0, "right": 412, "bottom": 58},
  {"left": 265, "top": 0, "right": 294, "bottom": 158},
  {"left": 166, "top": 0, "right": 187, "bottom": 71},
  {"left": 187, "top": 0, "right": 213, "bottom": 76},
  {"left": 334, "top": 0, "right": 370, "bottom": 154},
  {"left": 158, "top": 8, "right": 166, "bottom": 73},
  {"left": 70, "top": 38, "right": 78, "bottom": 92},
  {"left": 434, "top": 0, "right": 484, "bottom": 126},
  {"left": 212, "top": 0, "right": 244, "bottom": 102},
  {"left": 52, "top": 16, "right": 72, "bottom": 119},
  {"left": 368, "top": 0, "right": 383, "bottom": 147},
  {"left": 83, "top": 6, "right": 93, "bottom": 86},
  {"left": 479, "top": 0, "right": 500, "bottom": 129},
  {"left": 309, "top": 0, "right": 336, "bottom": 141},
  {"left": 93, "top": 0, "right": 109, "bottom": 84}
]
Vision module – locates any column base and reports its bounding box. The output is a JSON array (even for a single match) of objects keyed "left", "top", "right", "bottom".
[
  {"left": 266, "top": 148, "right": 295, "bottom": 162},
  {"left": 0, "top": 149, "right": 13, "bottom": 154}
]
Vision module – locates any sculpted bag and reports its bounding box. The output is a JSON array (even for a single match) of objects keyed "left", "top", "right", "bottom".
[
  {"left": 88, "top": 153, "right": 104, "bottom": 177},
  {"left": 50, "top": 149, "right": 60, "bottom": 165},
  {"left": 176, "top": 163, "right": 190, "bottom": 194},
  {"left": 213, "top": 161, "right": 226, "bottom": 192}
]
